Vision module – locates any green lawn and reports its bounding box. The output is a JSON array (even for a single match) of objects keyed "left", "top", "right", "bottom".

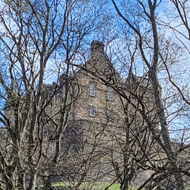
[{"left": 52, "top": 182, "right": 140, "bottom": 190}]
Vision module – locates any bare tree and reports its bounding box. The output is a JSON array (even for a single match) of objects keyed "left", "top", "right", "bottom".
[
  {"left": 105, "top": 0, "right": 190, "bottom": 189},
  {"left": 0, "top": 0, "right": 110, "bottom": 189}
]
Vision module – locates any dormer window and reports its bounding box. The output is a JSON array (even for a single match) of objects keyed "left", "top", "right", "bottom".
[
  {"left": 107, "top": 87, "right": 113, "bottom": 101},
  {"left": 89, "top": 83, "right": 95, "bottom": 96},
  {"left": 89, "top": 106, "right": 96, "bottom": 117}
]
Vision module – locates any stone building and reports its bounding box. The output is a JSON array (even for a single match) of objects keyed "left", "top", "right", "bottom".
[
  {"left": 48, "top": 40, "right": 161, "bottom": 184},
  {"left": 58, "top": 40, "right": 157, "bottom": 126},
  {"left": 1, "top": 40, "right": 161, "bottom": 188}
]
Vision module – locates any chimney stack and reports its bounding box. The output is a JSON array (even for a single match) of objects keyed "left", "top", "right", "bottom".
[{"left": 91, "top": 40, "right": 104, "bottom": 58}]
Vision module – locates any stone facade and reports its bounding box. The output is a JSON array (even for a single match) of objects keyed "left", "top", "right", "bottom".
[
  {"left": 2, "top": 40, "right": 161, "bottom": 188},
  {"left": 51, "top": 40, "right": 161, "bottom": 184}
]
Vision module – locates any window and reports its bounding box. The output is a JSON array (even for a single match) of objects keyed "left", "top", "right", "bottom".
[
  {"left": 107, "top": 87, "right": 113, "bottom": 101},
  {"left": 62, "top": 85, "right": 66, "bottom": 98},
  {"left": 107, "top": 110, "right": 114, "bottom": 120},
  {"left": 71, "top": 83, "right": 79, "bottom": 97},
  {"left": 89, "top": 83, "right": 95, "bottom": 96},
  {"left": 52, "top": 96, "right": 56, "bottom": 107},
  {"left": 89, "top": 106, "right": 96, "bottom": 117}
]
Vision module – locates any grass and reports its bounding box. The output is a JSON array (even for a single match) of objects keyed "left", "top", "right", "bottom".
[{"left": 52, "top": 182, "right": 140, "bottom": 190}]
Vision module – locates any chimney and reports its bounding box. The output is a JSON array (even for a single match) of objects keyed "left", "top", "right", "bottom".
[
  {"left": 91, "top": 40, "right": 104, "bottom": 58},
  {"left": 89, "top": 40, "right": 109, "bottom": 75}
]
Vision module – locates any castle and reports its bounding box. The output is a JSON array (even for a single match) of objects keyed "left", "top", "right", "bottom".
[
  {"left": 42, "top": 40, "right": 160, "bottom": 184},
  {"left": 1, "top": 40, "right": 161, "bottom": 188}
]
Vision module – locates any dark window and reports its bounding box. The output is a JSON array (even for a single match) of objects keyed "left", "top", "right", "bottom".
[{"left": 107, "top": 110, "right": 114, "bottom": 120}]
